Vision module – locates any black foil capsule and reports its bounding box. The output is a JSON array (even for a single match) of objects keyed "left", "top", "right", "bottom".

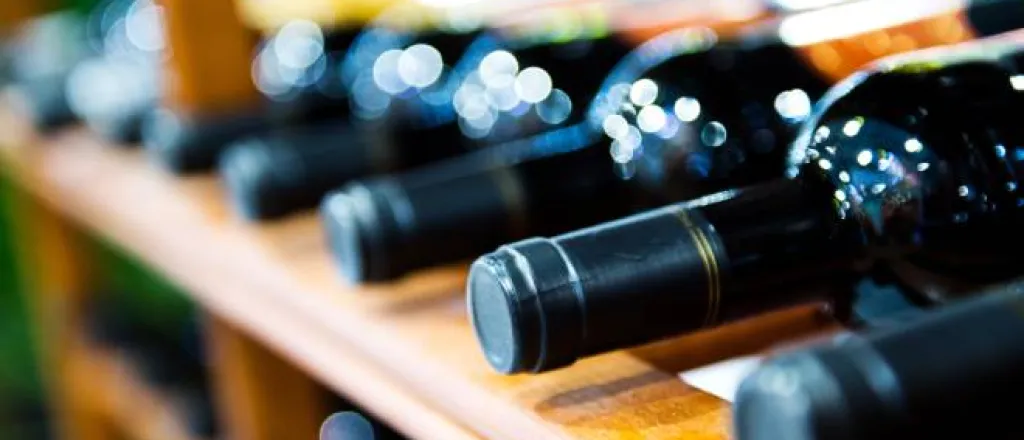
[
  {"left": 142, "top": 108, "right": 273, "bottom": 173},
  {"left": 6, "top": 10, "right": 94, "bottom": 132},
  {"left": 321, "top": 133, "right": 640, "bottom": 282},
  {"left": 468, "top": 178, "right": 845, "bottom": 373},
  {"left": 220, "top": 123, "right": 388, "bottom": 220}
]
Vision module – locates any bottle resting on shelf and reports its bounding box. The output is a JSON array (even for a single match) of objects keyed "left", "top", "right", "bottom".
[{"left": 467, "top": 30, "right": 1024, "bottom": 374}]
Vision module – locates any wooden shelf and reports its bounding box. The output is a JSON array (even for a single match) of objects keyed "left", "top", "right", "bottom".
[{"left": 0, "top": 105, "right": 832, "bottom": 440}]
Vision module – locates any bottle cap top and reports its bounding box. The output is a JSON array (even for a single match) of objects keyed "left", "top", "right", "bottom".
[
  {"left": 221, "top": 137, "right": 280, "bottom": 220},
  {"left": 320, "top": 180, "right": 405, "bottom": 283},
  {"left": 223, "top": 124, "right": 381, "bottom": 220},
  {"left": 467, "top": 252, "right": 528, "bottom": 374},
  {"left": 142, "top": 108, "right": 268, "bottom": 174},
  {"left": 468, "top": 238, "right": 584, "bottom": 374}
]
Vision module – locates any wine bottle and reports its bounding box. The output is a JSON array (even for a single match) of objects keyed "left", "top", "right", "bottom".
[
  {"left": 324, "top": 0, "right": 1024, "bottom": 283},
  {"left": 734, "top": 278, "right": 1024, "bottom": 440},
  {"left": 467, "top": 30, "right": 1024, "bottom": 374},
  {"left": 142, "top": 20, "right": 362, "bottom": 172},
  {"left": 221, "top": 0, "right": 637, "bottom": 220}
]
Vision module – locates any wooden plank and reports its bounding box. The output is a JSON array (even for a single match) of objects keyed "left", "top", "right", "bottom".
[
  {"left": 205, "top": 315, "right": 325, "bottom": 440},
  {"left": 157, "top": 0, "right": 260, "bottom": 115},
  {"left": 0, "top": 107, "right": 833, "bottom": 439}
]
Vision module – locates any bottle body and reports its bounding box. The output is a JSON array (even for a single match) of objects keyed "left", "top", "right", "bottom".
[
  {"left": 790, "top": 30, "right": 1024, "bottom": 297},
  {"left": 601, "top": 0, "right": 1024, "bottom": 200}
]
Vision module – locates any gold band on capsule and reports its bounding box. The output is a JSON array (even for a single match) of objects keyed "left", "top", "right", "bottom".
[{"left": 674, "top": 209, "right": 721, "bottom": 327}]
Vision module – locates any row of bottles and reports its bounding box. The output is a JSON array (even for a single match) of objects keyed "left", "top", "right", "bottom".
[
  {"left": 320, "top": 0, "right": 1022, "bottom": 282},
  {"left": 6, "top": 1, "right": 1024, "bottom": 436}
]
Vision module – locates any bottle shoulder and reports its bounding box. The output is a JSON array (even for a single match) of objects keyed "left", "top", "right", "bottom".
[{"left": 789, "top": 57, "right": 1024, "bottom": 246}]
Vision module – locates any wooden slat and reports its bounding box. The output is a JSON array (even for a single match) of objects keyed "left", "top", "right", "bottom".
[
  {"left": 206, "top": 315, "right": 325, "bottom": 440},
  {"left": 157, "top": 0, "right": 260, "bottom": 115},
  {"left": 0, "top": 106, "right": 833, "bottom": 439}
]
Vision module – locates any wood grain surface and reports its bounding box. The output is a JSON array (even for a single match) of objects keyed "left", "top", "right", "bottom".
[{"left": 0, "top": 106, "right": 834, "bottom": 439}]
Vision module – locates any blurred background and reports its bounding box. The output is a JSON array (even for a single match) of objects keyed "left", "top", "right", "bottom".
[{"left": 1, "top": 0, "right": 1023, "bottom": 439}]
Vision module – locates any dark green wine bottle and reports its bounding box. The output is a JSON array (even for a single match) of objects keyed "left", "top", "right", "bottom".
[{"left": 467, "top": 31, "right": 1024, "bottom": 374}]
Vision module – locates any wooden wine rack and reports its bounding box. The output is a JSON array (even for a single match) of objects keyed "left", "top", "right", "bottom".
[
  {"left": 0, "top": 0, "right": 835, "bottom": 438},
  {"left": 0, "top": 103, "right": 836, "bottom": 440}
]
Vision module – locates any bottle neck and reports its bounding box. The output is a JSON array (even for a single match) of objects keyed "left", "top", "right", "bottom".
[{"left": 685, "top": 178, "right": 860, "bottom": 315}]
